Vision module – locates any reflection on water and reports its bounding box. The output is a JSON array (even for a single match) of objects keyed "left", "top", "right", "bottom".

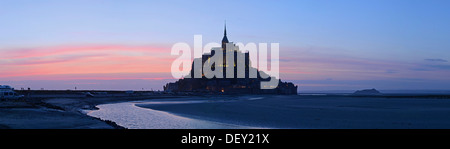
[
  {"left": 248, "top": 97, "right": 264, "bottom": 100},
  {"left": 86, "top": 101, "right": 250, "bottom": 129}
]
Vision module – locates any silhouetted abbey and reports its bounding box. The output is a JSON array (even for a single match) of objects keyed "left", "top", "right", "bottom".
[{"left": 164, "top": 25, "right": 297, "bottom": 94}]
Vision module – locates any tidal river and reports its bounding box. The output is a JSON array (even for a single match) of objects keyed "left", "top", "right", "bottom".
[{"left": 85, "top": 99, "right": 254, "bottom": 129}]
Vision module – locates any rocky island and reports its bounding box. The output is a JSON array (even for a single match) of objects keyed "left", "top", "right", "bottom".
[{"left": 164, "top": 26, "right": 297, "bottom": 95}]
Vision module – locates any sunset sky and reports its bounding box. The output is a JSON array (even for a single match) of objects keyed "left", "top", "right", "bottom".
[{"left": 1, "top": 0, "right": 450, "bottom": 91}]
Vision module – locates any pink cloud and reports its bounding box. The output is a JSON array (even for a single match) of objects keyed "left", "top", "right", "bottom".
[
  {"left": 0, "top": 44, "right": 177, "bottom": 80},
  {"left": 276, "top": 46, "right": 447, "bottom": 81},
  {"left": 3, "top": 44, "right": 448, "bottom": 84},
  {"left": 0, "top": 44, "right": 170, "bottom": 59}
]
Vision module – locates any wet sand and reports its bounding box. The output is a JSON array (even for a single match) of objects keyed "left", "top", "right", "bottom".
[{"left": 136, "top": 95, "right": 450, "bottom": 129}]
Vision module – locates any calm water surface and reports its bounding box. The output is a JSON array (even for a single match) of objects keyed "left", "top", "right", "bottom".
[{"left": 86, "top": 100, "right": 253, "bottom": 129}]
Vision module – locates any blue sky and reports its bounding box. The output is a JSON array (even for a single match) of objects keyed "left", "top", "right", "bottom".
[
  {"left": 1, "top": 0, "right": 450, "bottom": 91},
  {"left": 2, "top": 0, "right": 449, "bottom": 60}
]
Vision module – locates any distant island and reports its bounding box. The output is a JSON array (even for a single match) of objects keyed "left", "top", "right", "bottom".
[{"left": 353, "top": 88, "right": 382, "bottom": 95}]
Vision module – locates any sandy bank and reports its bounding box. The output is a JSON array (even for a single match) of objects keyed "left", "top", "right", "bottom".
[
  {"left": 0, "top": 101, "right": 115, "bottom": 129},
  {"left": 0, "top": 94, "right": 180, "bottom": 129}
]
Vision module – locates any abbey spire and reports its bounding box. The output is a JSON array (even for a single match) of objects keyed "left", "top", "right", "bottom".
[
  {"left": 221, "top": 21, "right": 229, "bottom": 49},
  {"left": 224, "top": 21, "right": 227, "bottom": 36}
]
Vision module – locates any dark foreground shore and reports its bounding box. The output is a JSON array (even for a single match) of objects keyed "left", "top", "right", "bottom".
[{"left": 0, "top": 90, "right": 178, "bottom": 129}]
